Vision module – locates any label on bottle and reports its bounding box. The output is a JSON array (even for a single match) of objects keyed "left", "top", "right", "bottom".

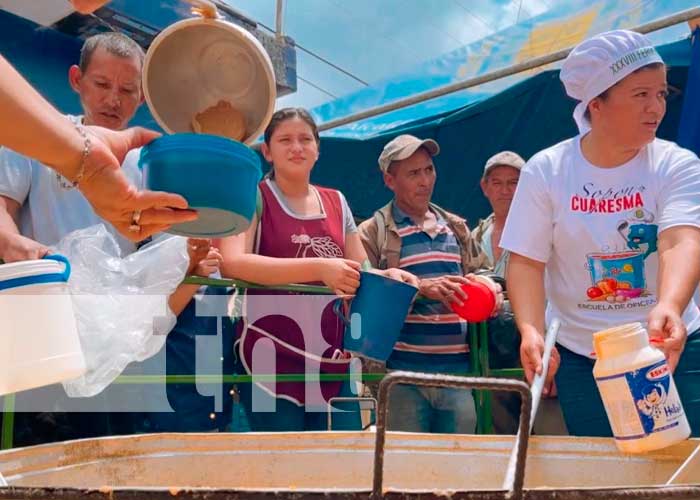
[{"left": 595, "top": 359, "right": 685, "bottom": 441}]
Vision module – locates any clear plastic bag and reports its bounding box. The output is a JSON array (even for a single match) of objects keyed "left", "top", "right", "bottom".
[{"left": 50, "top": 225, "right": 189, "bottom": 397}]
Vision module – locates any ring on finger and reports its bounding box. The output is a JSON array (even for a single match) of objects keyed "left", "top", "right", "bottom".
[{"left": 128, "top": 209, "right": 142, "bottom": 233}]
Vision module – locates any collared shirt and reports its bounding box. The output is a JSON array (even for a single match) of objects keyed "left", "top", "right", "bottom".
[
  {"left": 474, "top": 213, "right": 509, "bottom": 278},
  {"left": 387, "top": 204, "right": 470, "bottom": 374}
]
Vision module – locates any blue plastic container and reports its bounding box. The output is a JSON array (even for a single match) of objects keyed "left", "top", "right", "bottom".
[
  {"left": 139, "top": 133, "right": 262, "bottom": 237},
  {"left": 335, "top": 271, "right": 418, "bottom": 361}
]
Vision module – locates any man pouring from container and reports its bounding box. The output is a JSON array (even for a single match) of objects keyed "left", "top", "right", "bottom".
[{"left": 501, "top": 30, "right": 700, "bottom": 437}]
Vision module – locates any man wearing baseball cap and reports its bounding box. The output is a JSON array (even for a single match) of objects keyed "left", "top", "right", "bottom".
[
  {"left": 359, "top": 134, "right": 497, "bottom": 434},
  {"left": 472, "top": 151, "right": 568, "bottom": 436},
  {"left": 473, "top": 151, "right": 525, "bottom": 278}
]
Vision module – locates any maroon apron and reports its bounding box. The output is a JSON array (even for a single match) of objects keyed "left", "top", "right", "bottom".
[{"left": 237, "top": 179, "right": 351, "bottom": 407}]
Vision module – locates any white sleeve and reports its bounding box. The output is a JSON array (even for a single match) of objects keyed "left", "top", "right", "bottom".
[
  {"left": 0, "top": 147, "right": 32, "bottom": 204},
  {"left": 339, "top": 191, "right": 358, "bottom": 235},
  {"left": 121, "top": 148, "right": 143, "bottom": 187},
  {"left": 499, "top": 156, "right": 554, "bottom": 263},
  {"left": 656, "top": 149, "right": 700, "bottom": 233}
]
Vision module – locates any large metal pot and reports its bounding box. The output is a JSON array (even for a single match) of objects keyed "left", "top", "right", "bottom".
[
  {"left": 0, "top": 431, "right": 698, "bottom": 499},
  {"left": 1, "top": 374, "right": 698, "bottom": 499}
]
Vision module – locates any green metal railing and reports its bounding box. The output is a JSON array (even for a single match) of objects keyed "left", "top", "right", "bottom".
[
  {"left": 1, "top": 397, "right": 13, "bottom": 452},
  {"left": 1, "top": 322, "right": 517, "bottom": 449},
  {"left": 1, "top": 278, "right": 523, "bottom": 449}
]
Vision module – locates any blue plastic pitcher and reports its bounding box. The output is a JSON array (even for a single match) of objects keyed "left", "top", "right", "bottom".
[{"left": 335, "top": 271, "right": 418, "bottom": 361}]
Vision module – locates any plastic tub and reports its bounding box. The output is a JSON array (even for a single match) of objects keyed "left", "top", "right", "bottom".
[
  {"left": 139, "top": 133, "right": 262, "bottom": 237},
  {"left": 142, "top": 16, "right": 276, "bottom": 145},
  {"left": 0, "top": 255, "right": 85, "bottom": 396}
]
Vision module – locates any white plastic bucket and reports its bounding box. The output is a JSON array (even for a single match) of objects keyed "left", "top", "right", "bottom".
[{"left": 0, "top": 255, "right": 85, "bottom": 395}]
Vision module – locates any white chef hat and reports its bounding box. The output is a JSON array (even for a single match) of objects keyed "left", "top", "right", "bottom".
[{"left": 560, "top": 30, "right": 664, "bottom": 134}]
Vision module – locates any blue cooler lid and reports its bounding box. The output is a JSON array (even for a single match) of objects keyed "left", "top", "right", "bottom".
[{"left": 0, "top": 255, "right": 71, "bottom": 292}]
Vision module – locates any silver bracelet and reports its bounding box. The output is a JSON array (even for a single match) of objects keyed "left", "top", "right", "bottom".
[{"left": 56, "top": 123, "right": 91, "bottom": 190}]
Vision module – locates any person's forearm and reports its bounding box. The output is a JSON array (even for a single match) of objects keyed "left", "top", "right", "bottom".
[
  {"left": 168, "top": 284, "right": 200, "bottom": 317},
  {"left": 70, "top": 0, "right": 110, "bottom": 14},
  {"left": 0, "top": 57, "right": 85, "bottom": 178},
  {"left": 0, "top": 200, "right": 22, "bottom": 256},
  {"left": 507, "top": 253, "right": 547, "bottom": 338},
  {"left": 345, "top": 232, "right": 371, "bottom": 269},
  {"left": 220, "top": 255, "right": 324, "bottom": 286},
  {"left": 657, "top": 226, "right": 700, "bottom": 313},
  {"left": 0, "top": 207, "right": 20, "bottom": 237},
  {"left": 358, "top": 229, "right": 379, "bottom": 269}
]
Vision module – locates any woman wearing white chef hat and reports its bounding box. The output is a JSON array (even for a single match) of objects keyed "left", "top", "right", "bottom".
[{"left": 500, "top": 29, "right": 700, "bottom": 436}]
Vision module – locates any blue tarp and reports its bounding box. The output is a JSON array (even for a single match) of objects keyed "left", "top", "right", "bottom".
[
  {"left": 312, "top": 0, "right": 698, "bottom": 138},
  {"left": 304, "top": 37, "right": 694, "bottom": 228},
  {"left": 677, "top": 29, "right": 700, "bottom": 156}
]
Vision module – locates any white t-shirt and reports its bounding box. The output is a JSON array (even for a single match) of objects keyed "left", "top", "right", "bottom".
[
  {"left": 500, "top": 136, "right": 700, "bottom": 357},
  {"left": 0, "top": 116, "right": 140, "bottom": 255}
]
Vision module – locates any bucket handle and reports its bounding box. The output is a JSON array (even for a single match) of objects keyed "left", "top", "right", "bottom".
[
  {"left": 0, "top": 254, "right": 71, "bottom": 292},
  {"left": 43, "top": 254, "right": 71, "bottom": 282},
  {"left": 372, "top": 372, "right": 532, "bottom": 500},
  {"left": 332, "top": 298, "right": 350, "bottom": 326}
]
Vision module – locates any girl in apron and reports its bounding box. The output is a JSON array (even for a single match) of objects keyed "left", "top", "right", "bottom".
[{"left": 219, "top": 108, "right": 417, "bottom": 431}]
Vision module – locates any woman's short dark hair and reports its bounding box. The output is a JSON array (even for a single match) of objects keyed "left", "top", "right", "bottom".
[{"left": 583, "top": 62, "right": 666, "bottom": 122}]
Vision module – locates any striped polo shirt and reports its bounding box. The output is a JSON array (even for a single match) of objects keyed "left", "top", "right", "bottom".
[{"left": 386, "top": 203, "right": 470, "bottom": 374}]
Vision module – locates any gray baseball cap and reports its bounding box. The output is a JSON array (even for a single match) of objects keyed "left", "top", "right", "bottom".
[
  {"left": 483, "top": 151, "right": 525, "bottom": 178},
  {"left": 378, "top": 134, "right": 440, "bottom": 172}
]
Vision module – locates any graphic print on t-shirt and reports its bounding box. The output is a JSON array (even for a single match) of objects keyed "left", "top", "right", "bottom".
[
  {"left": 571, "top": 182, "right": 658, "bottom": 310},
  {"left": 292, "top": 233, "right": 344, "bottom": 258}
]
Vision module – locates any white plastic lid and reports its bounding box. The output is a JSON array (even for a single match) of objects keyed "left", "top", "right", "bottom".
[{"left": 0, "top": 259, "right": 66, "bottom": 282}]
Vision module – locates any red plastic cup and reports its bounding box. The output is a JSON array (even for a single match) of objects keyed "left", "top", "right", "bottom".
[{"left": 450, "top": 281, "right": 496, "bottom": 322}]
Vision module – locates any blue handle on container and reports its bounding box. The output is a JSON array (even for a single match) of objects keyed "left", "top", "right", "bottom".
[
  {"left": 0, "top": 254, "right": 71, "bottom": 292},
  {"left": 43, "top": 254, "right": 71, "bottom": 281}
]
